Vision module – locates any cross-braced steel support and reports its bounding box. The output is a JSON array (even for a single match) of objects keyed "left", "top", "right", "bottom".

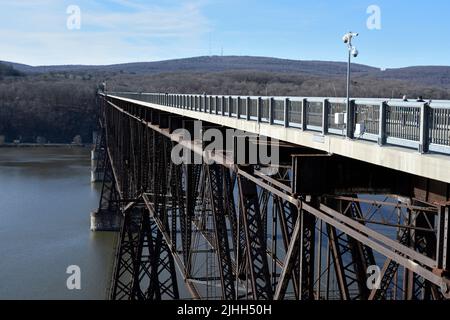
[{"left": 99, "top": 94, "right": 450, "bottom": 301}]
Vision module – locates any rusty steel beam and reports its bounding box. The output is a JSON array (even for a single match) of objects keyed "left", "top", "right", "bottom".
[
  {"left": 205, "top": 164, "right": 236, "bottom": 299},
  {"left": 99, "top": 94, "right": 450, "bottom": 301},
  {"left": 237, "top": 165, "right": 273, "bottom": 300}
]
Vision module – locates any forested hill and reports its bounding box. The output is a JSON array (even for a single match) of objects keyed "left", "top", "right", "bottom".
[
  {"left": 2, "top": 56, "right": 377, "bottom": 76},
  {"left": 0, "top": 62, "right": 23, "bottom": 77},
  {"left": 0, "top": 57, "right": 450, "bottom": 144},
  {"left": 3, "top": 56, "right": 450, "bottom": 88}
]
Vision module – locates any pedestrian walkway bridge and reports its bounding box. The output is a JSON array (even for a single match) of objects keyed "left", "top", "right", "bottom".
[
  {"left": 109, "top": 92, "right": 450, "bottom": 184},
  {"left": 95, "top": 91, "right": 450, "bottom": 301}
]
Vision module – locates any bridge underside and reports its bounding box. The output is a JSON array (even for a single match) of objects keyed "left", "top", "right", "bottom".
[{"left": 95, "top": 95, "right": 450, "bottom": 300}]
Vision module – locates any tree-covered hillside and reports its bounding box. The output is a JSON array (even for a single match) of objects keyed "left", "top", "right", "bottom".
[{"left": 1, "top": 58, "right": 450, "bottom": 144}]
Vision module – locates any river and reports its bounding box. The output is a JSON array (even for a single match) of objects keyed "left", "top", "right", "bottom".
[{"left": 0, "top": 147, "right": 117, "bottom": 300}]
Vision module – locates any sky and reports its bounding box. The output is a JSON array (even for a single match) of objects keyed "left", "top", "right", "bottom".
[{"left": 0, "top": 0, "right": 449, "bottom": 68}]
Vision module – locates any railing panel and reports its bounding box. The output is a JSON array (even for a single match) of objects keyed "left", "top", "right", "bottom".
[
  {"left": 249, "top": 98, "right": 258, "bottom": 119},
  {"left": 354, "top": 103, "right": 380, "bottom": 136},
  {"left": 288, "top": 99, "right": 302, "bottom": 126},
  {"left": 196, "top": 96, "right": 201, "bottom": 111},
  {"left": 217, "top": 97, "right": 222, "bottom": 114},
  {"left": 386, "top": 105, "right": 420, "bottom": 142},
  {"left": 328, "top": 102, "right": 346, "bottom": 133},
  {"left": 230, "top": 98, "right": 237, "bottom": 116},
  {"left": 261, "top": 98, "right": 270, "bottom": 122},
  {"left": 305, "top": 101, "right": 323, "bottom": 130},
  {"left": 224, "top": 97, "right": 230, "bottom": 115},
  {"left": 204, "top": 96, "right": 209, "bottom": 112},
  {"left": 273, "top": 99, "right": 284, "bottom": 124},
  {"left": 210, "top": 96, "right": 215, "bottom": 113},
  {"left": 239, "top": 98, "right": 247, "bottom": 119},
  {"left": 429, "top": 107, "right": 450, "bottom": 147}
]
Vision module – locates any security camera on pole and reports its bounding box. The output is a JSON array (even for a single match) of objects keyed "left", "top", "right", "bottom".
[{"left": 342, "top": 32, "right": 359, "bottom": 138}]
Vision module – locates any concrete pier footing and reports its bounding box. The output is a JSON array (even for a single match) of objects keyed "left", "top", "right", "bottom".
[{"left": 90, "top": 209, "right": 122, "bottom": 232}]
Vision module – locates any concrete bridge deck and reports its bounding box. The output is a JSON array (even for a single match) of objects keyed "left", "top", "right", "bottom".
[{"left": 107, "top": 93, "right": 450, "bottom": 184}]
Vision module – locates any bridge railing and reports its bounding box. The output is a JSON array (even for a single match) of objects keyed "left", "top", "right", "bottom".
[{"left": 109, "top": 92, "right": 450, "bottom": 155}]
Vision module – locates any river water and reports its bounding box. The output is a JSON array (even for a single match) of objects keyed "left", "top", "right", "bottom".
[{"left": 0, "top": 147, "right": 117, "bottom": 300}]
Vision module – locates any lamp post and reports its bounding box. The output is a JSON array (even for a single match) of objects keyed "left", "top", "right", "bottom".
[{"left": 342, "top": 32, "right": 359, "bottom": 138}]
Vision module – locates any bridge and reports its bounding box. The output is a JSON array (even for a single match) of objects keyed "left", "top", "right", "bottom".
[{"left": 93, "top": 91, "right": 450, "bottom": 300}]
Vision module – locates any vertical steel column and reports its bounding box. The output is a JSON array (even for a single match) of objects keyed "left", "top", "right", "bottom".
[
  {"left": 206, "top": 164, "right": 236, "bottom": 299},
  {"left": 237, "top": 165, "right": 273, "bottom": 299}
]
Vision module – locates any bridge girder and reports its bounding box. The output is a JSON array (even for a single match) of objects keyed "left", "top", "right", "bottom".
[{"left": 98, "top": 95, "right": 450, "bottom": 301}]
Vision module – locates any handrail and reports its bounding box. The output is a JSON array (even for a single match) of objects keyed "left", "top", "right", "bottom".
[{"left": 102, "top": 91, "right": 450, "bottom": 156}]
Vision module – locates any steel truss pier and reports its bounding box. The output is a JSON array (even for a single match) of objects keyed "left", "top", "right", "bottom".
[{"left": 95, "top": 94, "right": 450, "bottom": 300}]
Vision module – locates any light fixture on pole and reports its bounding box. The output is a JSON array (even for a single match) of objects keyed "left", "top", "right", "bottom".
[{"left": 342, "top": 31, "right": 359, "bottom": 138}]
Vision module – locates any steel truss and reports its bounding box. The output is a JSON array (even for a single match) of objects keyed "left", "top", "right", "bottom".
[{"left": 98, "top": 94, "right": 450, "bottom": 300}]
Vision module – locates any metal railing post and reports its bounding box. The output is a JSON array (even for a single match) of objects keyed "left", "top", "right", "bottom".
[
  {"left": 257, "top": 97, "right": 262, "bottom": 123},
  {"left": 419, "top": 103, "right": 430, "bottom": 153},
  {"left": 322, "top": 98, "right": 329, "bottom": 135},
  {"left": 221, "top": 96, "right": 225, "bottom": 116},
  {"left": 246, "top": 97, "right": 251, "bottom": 121},
  {"left": 346, "top": 99, "right": 355, "bottom": 139},
  {"left": 210, "top": 96, "right": 213, "bottom": 114},
  {"left": 301, "top": 98, "right": 307, "bottom": 131},
  {"left": 378, "top": 101, "right": 387, "bottom": 146},
  {"left": 215, "top": 96, "right": 219, "bottom": 115},
  {"left": 284, "top": 98, "right": 289, "bottom": 128},
  {"left": 269, "top": 98, "right": 274, "bottom": 125},
  {"left": 236, "top": 97, "right": 241, "bottom": 119},
  {"left": 209, "top": 96, "right": 212, "bottom": 114}
]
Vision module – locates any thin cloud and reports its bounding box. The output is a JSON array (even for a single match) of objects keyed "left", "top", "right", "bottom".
[
  {"left": 83, "top": 4, "right": 209, "bottom": 37},
  {"left": 0, "top": 0, "right": 211, "bottom": 65}
]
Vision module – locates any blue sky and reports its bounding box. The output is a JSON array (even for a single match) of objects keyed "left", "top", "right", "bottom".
[{"left": 0, "top": 0, "right": 449, "bottom": 68}]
